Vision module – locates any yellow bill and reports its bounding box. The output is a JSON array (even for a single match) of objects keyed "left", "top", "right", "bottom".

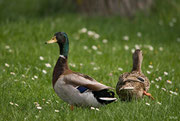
[{"left": 45, "top": 36, "right": 57, "bottom": 44}]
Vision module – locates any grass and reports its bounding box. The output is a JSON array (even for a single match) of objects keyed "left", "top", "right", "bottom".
[{"left": 0, "top": 4, "right": 180, "bottom": 121}]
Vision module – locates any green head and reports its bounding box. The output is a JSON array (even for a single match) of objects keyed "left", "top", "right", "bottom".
[{"left": 46, "top": 32, "right": 69, "bottom": 57}]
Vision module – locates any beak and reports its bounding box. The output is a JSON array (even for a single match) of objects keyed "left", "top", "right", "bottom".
[{"left": 45, "top": 36, "right": 57, "bottom": 44}]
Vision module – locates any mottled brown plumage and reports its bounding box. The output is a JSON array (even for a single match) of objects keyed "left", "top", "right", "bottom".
[{"left": 116, "top": 49, "right": 153, "bottom": 101}]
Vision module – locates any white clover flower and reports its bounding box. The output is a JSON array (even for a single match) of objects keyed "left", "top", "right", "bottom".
[
  {"left": 15, "top": 103, "right": 19, "bottom": 107},
  {"left": 95, "top": 108, "right": 100, "bottom": 111},
  {"left": 5, "top": 45, "right": 10, "bottom": 49},
  {"left": 34, "top": 102, "right": 40, "bottom": 107},
  {"left": 155, "top": 84, "right": 159, "bottom": 89},
  {"left": 157, "top": 102, "right": 162, "bottom": 105},
  {"left": 87, "top": 31, "right": 95, "bottom": 36},
  {"left": 34, "top": 102, "right": 38, "bottom": 105},
  {"left": 166, "top": 80, "right": 172, "bottom": 84},
  {"left": 158, "top": 76, "right": 162, "bottom": 80},
  {"left": 169, "top": 22, "right": 174, "bottom": 27},
  {"left": 92, "top": 45, "right": 98, "bottom": 50},
  {"left": 173, "top": 92, "right": 178, "bottom": 95},
  {"left": 177, "top": 38, "right": 180, "bottom": 42},
  {"left": 83, "top": 45, "right": 88, "bottom": 50},
  {"left": 32, "top": 77, "right": 35, "bottom": 80},
  {"left": 93, "top": 67, "right": 100, "bottom": 70},
  {"left": 135, "top": 44, "right": 140, "bottom": 49},
  {"left": 39, "top": 56, "right": 44, "bottom": 61},
  {"left": 69, "top": 63, "right": 76, "bottom": 68},
  {"left": 145, "top": 103, "right": 150, "bottom": 106},
  {"left": 14, "top": 79, "right": 18, "bottom": 82},
  {"left": 45, "top": 63, "right": 51, "bottom": 68},
  {"left": 102, "top": 39, "right": 108, "bottom": 43},
  {"left": 149, "top": 45, "right": 154, "bottom": 51},
  {"left": 97, "top": 51, "right": 102, "bottom": 55},
  {"left": 94, "top": 33, "right": 100, "bottom": 39},
  {"left": 118, "top": 67, "right": 123, "bottom": 71},
  {"left": 34, "top": 75, "right": 38, "bottom": 79},
  {"left": 161, "top": 87, "right": 166, "bottom": 91},
  {"left": 5, "top": 63, "right": 10, "bottom": 67},
  {"left": 137, "top": 32, "right": 142, "bottom": 37},
  {"left": 131, "top": 48, "right": 135, "bottom": 53},
  {"left": 79, "top": 28, "right": 87, "bottom": 33},
  {"left": 155, "top": 78, "right": 159, "bottom": 81},
  {"left": 164, "top": 72, "right": 168, "bottom": 76},
  {"left": 169, "top": 91, "right": 177, "bottom": 95},
  {"left": 123, "top": 36, "right": 129, "bottom": 41},
  {"left": 80, "top": 63, "right": 83, "bottom": 66},
  {"left": 159, "top": 47, "right": 163, "bottom": 51},
  {"left": 90, "top": 107, "right": 99, "bottom": 111},
  {"left": 42, "top": 70, "right": 47, "bottom": 74},
  {"left": 10, "top": 72, "right": 15, "bottom": 75},
  {"left": 10, "top": 102, "right": 14, "bottom": 105},
  {"left": 169, "top": 116, "right": 178, "bottom": 120},
  {"left": 8, "top": 49, "right": 12, "bottom": 53},
  {"left": 169, "top": 91, "right": 174, "bottom": 94},
  {"left": 22, "top": 74, "right": 25, "bottom": 78},
  {"left": 172, "top": 18, "right": 177, "bottom": 23},
  {"left": 146, "top": 70, "right": 151, "bottom": 74},
  {"left": 90, "top": 62, "right": 95, "bottom": 65},
  {"left": 37, "top": 106, "right": 42, "bottom": 110},
  {"left": 148, "top": 65, "right": 153, "bottom": 69},
  {"left": 151, "top": 80, "right": 154, "bottom": 83},
  {"left": 124, "top": 45, "right": 129, "bottom": 50},
  {"left": 55, "top": 110, "right": 59, "bottom": 112},
  {"left": 91, "top": 107, "right": 95, "bottom": 110}
]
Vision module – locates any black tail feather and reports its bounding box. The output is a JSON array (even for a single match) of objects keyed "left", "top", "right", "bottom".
[{"left": 92, "top": 89, "right": 116, "bottom": 105}]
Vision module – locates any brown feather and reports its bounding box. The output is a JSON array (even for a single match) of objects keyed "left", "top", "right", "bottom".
[
  {"left": 116, "top": 49, "right": 151, "bottom": 101},
  {"left": 52, "top": 56, "right": 69, "bottom": 87}
]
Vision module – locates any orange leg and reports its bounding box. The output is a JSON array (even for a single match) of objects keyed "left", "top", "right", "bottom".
[
  {"left": 70, "top": 105, "right": 74, "bottom": 111},
  {"left": 143, "top": 91, "right": 154, "bottom": 100}
]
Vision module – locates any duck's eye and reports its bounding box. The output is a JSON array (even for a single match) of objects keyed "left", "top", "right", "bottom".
[
  {"left": 137, "top": 77, "right": 144, "bottom": 82},
  {"left": 51, "top": 37, "right": 54, "bottom": 40}
]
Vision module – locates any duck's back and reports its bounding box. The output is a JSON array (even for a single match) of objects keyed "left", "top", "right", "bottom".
[{"left": 116, "top": 71, "right": 150, "bottom": 101}]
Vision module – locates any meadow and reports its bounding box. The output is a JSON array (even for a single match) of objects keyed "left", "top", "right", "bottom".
[{"left": 0, "top": 1, "right": 180, "bottom": 121}]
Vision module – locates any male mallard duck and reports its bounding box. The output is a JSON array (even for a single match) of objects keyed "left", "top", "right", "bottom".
[
  {"left": 45, "top": 32, "right": 116, "bottom": 109},
  {"left": 116, "top": 49, "right": 154, "bottom": 101}
]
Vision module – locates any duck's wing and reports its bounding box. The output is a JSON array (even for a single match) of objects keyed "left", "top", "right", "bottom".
[
  {"left": 117, "top": 72, "right": 144, "bottom": 90},
  {"left": 64, "top": 72, "right": 112, "bottom": 91},
  {"left": 119, "top": 72, "right": 130, "bottom": 83}
]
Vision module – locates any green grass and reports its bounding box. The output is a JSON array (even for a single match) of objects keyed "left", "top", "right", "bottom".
[{"left": 1, "top": 6, "right": 180, "bottom": 121}]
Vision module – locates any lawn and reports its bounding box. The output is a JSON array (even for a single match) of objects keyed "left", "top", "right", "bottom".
[{"left": 0, "top": 4, "right": 180, "bottom": 121}]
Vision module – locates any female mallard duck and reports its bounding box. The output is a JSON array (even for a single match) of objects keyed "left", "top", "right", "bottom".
[
  {"left": 116, "top": 49, "right": 154, "bottom": 101},
  {"left": 45, "top": 32, "right": 116, "bottom": 109}
]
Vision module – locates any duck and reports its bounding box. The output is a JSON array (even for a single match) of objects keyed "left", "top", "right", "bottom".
[
  {"left": 45, "top": 32, "right": 116, "bottom": 109},
  {"left": 116, "top": 49, "right": 154, "bottom": 101}
]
